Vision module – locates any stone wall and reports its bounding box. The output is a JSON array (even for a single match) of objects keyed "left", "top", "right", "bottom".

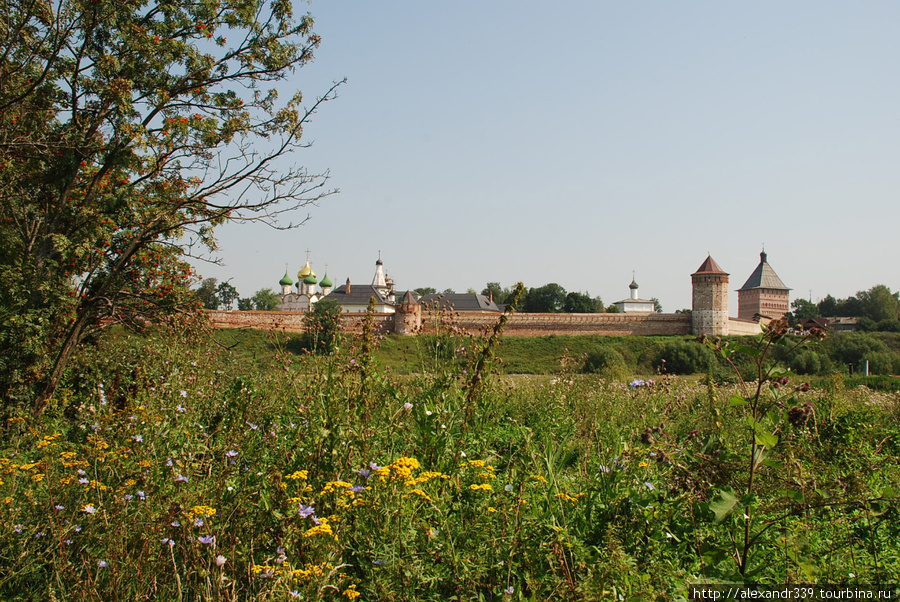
[{"left": 206, "top": 310, "right": 692, "bottom": 337}]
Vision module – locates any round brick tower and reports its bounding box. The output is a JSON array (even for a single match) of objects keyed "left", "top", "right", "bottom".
[
  {"left": 393, "top": 290, "right": 421, "bottom": 335},
  {"left": 691, "top": 255, "right": 729, "bottom": 336}
]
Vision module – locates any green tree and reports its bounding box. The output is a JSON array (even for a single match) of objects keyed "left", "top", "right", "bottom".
[
  {"left": 651, "top": 297, "right": 663, "bottom": 313},
  {"left": 481, "top": 282, "right": 514, "bottom": 304},
  {"left": 522, "top": 283, "right": 567, "bottom": 313},
  {"left": 195, "top": 278, "right": 220, "bottom": 310},
  {"left": 237, "top": 298, "right": 253, "bottom": 311},
  {"left": 216, "top": 282, "right": 239, "bottom": 310},
  {"left": 0, "top": 0, "right": 339, "bottom": 411},
  {"left": 858, "top": 284, "right": 900, "bottom": 322},
  {"left": 564, "top": 291, "right": 599, "bottom": 313},
  {"left": 302, "top": 298, "right": 342, "bottom": 354},
  {"left": 251, "top": 288, "right": 282, "bottom": 311},
  {"left": 414, "top": 287, "right": 437, "bottom": 296}
]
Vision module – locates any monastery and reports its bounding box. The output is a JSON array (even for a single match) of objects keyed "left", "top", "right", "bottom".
[{"left": 240, "top": 250, "right": 790, "bottom": 338}]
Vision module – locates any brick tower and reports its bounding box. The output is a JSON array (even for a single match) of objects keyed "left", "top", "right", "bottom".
[{"left": 692, "top": 255, "right": 729, "bottom": 336}]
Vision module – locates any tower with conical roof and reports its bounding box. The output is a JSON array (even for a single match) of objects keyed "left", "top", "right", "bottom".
[
  {"left": 691, "top": 255, "right": 729, "bottom": 335},
  {"left": 737, "top": 249, "right": 790, "bottom": 321},
  {"left": 371, "top": 254, "right": 390, "bottom": 297}
]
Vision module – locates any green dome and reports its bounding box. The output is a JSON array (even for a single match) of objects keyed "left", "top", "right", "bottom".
[
  {"left": 279, "top": 270, "right": 293, "bottom": 286},
  {"left": 319, "top": 273, "right": 333, "bottom": 288},
  {"left": 303, "top": 274, "right": 318, "bottom": 285}
]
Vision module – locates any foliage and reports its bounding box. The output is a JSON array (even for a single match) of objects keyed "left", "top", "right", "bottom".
[
  {"left": 581, "top": 347, "right": 628, "bottom": 380},
  {"left": 216, "top": 281, "right": 239, "bottom": 310},
  {"left": 564, "top": 291, "right": 601, "bottom": 313},
  {"left": 413, "top": 287, "right": 437, "bottom": 296},
  {"left": 251, "top": 288, "right": 282, "bottom": 311},
  {"left": 522, "top": 283, "right": 567, "bottom": 313},
  {"left": 195, "top": 278, "right": 221, "bottom": 310},
  {"left": 0, "top": 0, "right": 340, "bottom": 412},
  {"left": 817, "top": 285, "right": 900, "bottom": 327},
  {"left": 657, "top": 340, "right": 715, "bottom": 375},
  {"left": 300, "top": 298, "right": 343, "bottom": 354},
  {"left": 651, "top": 297, "right": 663, "bottom": 313},
  {"left": 1, "top": 320, "right": 898, "bottom": 599}
]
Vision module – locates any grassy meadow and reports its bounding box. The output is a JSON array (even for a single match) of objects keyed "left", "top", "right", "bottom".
[{"left": 1, "top": 319, "right": 899, "bottom": 600}]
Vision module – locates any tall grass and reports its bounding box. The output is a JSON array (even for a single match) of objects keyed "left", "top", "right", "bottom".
[{"left": 1, "top": 322, "right": 898, "bottom": 600}]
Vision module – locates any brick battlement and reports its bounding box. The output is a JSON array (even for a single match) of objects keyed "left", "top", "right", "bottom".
[{"left": 205, "top": 310, "right": 692, "bottom": 337}]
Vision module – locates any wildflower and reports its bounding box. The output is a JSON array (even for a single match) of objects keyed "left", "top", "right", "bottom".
[
  {"left": 303, "top": 518, "right": 334, "bottom": 539},
  {"left": 599, "top": 465, "right": 610, "bottom": 473},
  {"left": 425, "top": 410, "right": 433, "bottom": 416},
  {"left": 124, "top": 494, "right": 134, "bottom": 501},
  {"left": 14, "top": 524, "right": 24, "bottom": 533},
  {"left": 403, "top": 402, "right": 413, "bottom": 410},
  {"left": 644, "top": 482, "right": 655, "bottom": 491},
  {"left": 197, "top": 535, "right": 215, "bottom": 545},
  {"left": 505, "top": 586, "right": 515, "bottom": 594},
  {"left": 225, "top": 450, "right": 238, "bottom": 458},
  {"left": 504, "top": 484, "right": 513, "bottom": 492},
  {"left": 161, "top": 538, "right": 175, "bottom": 546},
  {"left": 82, "top": 504, "right": 96, "bottom": 514},
  {"left": 194, "top": 518, "right": 205, "bottom": 527},
  {"left": 174, "top": 474, "right": 188, "bottom": 483},
  {"left": 407, "top": 488, "right": 433, "bottom": 501},
  {"left": 54, "top": 504, "right": 65, "bottom": 511},
  {"left": 132, "top": 435, "right": 143, "bottom": 443},
  {"left": 290, "top": 591, "right": 302, "bottom": 598},
  {"left": 137, "top": 491, "right": 146, "bottom": 500},
  {"left": 372, "top": 560, "right": 386, "bottom": 565},
  {"left": 189, "top": 505, "right": 217, "bottom": 518},
  {"left": 98, "top": 560, "right": 108, "bottom": 568},
  {"left": 358, "top": 468, "right": 371, "bottom": 478},
  {"left": 171, "top": 520, "right": 181, "bottom": 527},
  {"left": 470, "top": 483, "right": 492, "bottom": 492},
  {"left": 246, "top": 421, "right": 259, "bottom": 430},
  {"left": 176, "top": 404, "right": 186, "bottom": 412},
  {"left": 180, "top": 390, "right": 188, "bottom": 398},
  {"left": 343, "top": 584, "right": 361, "bottom": 600},
  {"left": 213, "top": 554, "right": 227, "bottom": 567},
  {"left": 629, "top": 379, "right": 646, "bottom": 388},
  {"left": 285, "top": 470, "right": 308, "bottom": 480}
]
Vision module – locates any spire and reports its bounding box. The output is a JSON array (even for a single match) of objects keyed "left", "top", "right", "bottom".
[{"left": 372, "top": 254, "right": 387, "bottom": 289}]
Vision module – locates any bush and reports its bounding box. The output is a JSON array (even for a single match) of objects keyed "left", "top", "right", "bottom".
[
  {"left": 656, "top": 340, "right": 715, "bottom": 375},
  {"left": 790, "top": 349, "right": 826, "bottom": 375},
  {"left": 299, "top": 298, "right": 343, "bottom": 354},
  {"left": 582, "top": 347, "right": 629, "bottom": 380}
]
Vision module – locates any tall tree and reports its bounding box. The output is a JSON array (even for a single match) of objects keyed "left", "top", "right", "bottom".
[
  {"left": 0, "top": 0, "right": 340, "bottom": 411},
  {"left": 523, "top": 283, "right": 567, "bottom": 313},
  {"left": 251, "top": 288, "right": 281, "bottom": 311},
  {"left": 563, "top": 291, "right": 599, "bottom": 313},
  {"left": 216, "top": 281, "right": 239, "bottom": 310},
  {"left": 195, "top": 278, "right": 219, "bottom": 310}
]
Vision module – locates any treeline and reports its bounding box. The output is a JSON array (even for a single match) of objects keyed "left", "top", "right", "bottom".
[
  {"left": 788, "top": 284, "right": 900, "bottom": 332},
  {"left": 194, "top": 278, "right": 281, "bottom": 311},
  {"left": 480, "top": 282, "right": 660, "bottom": 313}
]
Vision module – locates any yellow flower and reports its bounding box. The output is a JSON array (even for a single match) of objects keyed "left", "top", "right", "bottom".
[
  {"left": 488, "top": 506, "right": 497, "bottom": 513},
  {"left": 528, "top": 475, "right": 547, "bottom": 483},
  {"left": 60, "top": 476, "right": 73, "bottom": 486},
  {"left": 469, "top": 483, "right": 492, "bottom": 492},
  {"left": 285, "top": 470, "right": 309, "bottom": 481},
  {"left": 303, "top": 518, "right": 335, "bottom": 539},
  {"left": 31, "top": 473, "right": 45, "bottom": 483},
  {"left": 343, "top": 584, "right": 361, "bottom": 600},
  {"left": 188, "top": 505, "right": 217, "bottom": 518},
  {"left": 18, "top": 463, "right": 39, "bottom": 471},
  {"left": 466, "top": 459, "right": 486, "bottom": 468},
  {"left": 639, "top": 461, "right": 649, "bottom": 468},
  {"left": 407, "top": 488, "right": 433, "bottom": 502},
  {"left": 320, "top": 481, "right": 352, "bottom": 495},
  {"left": 554, "top": 493, "right": 586, "bottom": 503},
  {"left": 60, "top": 452, "right": 77, "bottom": 460}
]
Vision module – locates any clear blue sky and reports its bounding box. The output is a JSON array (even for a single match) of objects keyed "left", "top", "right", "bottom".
[{"left": 194, "top": 1, "right": 899, "bottom": 312}]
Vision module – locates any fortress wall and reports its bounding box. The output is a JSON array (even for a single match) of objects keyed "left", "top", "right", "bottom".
[
  {"left": 727, "top": 318, "right": 763, "bottom": 336},
  {"left": 206, "top": 310, "right": 692, "bottom": 337}
]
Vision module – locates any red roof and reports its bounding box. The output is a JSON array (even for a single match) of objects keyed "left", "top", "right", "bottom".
[{"left": 693, "top": 255, "right": 728, "bottom": 275}]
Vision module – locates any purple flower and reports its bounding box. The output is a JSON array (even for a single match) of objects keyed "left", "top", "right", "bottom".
[
  {"left": 82, "top": 504, "right": 96, "bottom": 514},
  {"left": 358, "top": 468, "right": 370, "bottom": 478},
  {"left": 166, "top": 458, "right": 174, "bottom": 467},
  {"left": 629, "top": 379, "right": 646, "bottom": 389},
  {"left": 137, "top": 491, "right": 146, "bottom": 500},
  {"left": 174, "top": 474, "right": 188, "bottom": 483},
  {"left": 599, "top": 465, "right": 610, "bottom": 474},
  {"left": 372, "top": 560, "right": 386, "bottom": 565},
  {"left": 161, "top": 538, "right": 175, "bottom": 547},
  {"left": 132, "top": 435, "right": 143, "bottom": 443},
  {"left": 350, "top": 485, "right": 365, "bottom": 493},
  {"left": 298, "top": 504, "right": 315, "bottom": 518},
  {"left": 369, "top": 462, "right": 381, "bottom": 471},
  {"left": 176, "top": 404, "right": 186, "bottom": 413},
  {"left": 180, "top": 390, "right": 188, "bottom": 398},
  {"left": 194, "top": 517, "right": 205, "bottom": 527},
  {"left": 78, "top": 477, "right": 89, "bottom": 485},
  {"left": 403, "top": 402, "right": 413, "bottom": 410},
  {"left": 225, "top": 450, "right": 238, "bottom": 458},
  {"left": 505, "top": 586, "right": 515, "bottom": 595},
  {"left": 65, "top": 539, "right": 73, "bottom": 545},
  {"left": 75, "top": 525, "right": 82, "bottom": 532},
  {"left": 171, "top": 520, "right": 181, "bottom": 527},
  {"left": 77, "top": 469, "right": 87, "bottom": 476},
  {"left": 197, "top": 535, "right": 215, "bottom": 545},
  {"left": 644, "top": 482, "right": 655, "bottom": 491},
  {"left": 246, "top": 421, "right": 258, "bottom": 430},
  {"left": 54, "top": 504, "right": 65, "bottom": 511},
  {"left": 311, "top": 515, "right": 322, "bottom": 526},
  {"left": 124, "top": 494, "right": 134, "bottom": 501},
  {"left": 13, "top": 524, "right": 24, "bottom": 533},
  {"left": 289, "top": 592, "right": 302, "bottom": 599},
  {"left": 98, "top": 560, "right": 108, "bottom": 568}
]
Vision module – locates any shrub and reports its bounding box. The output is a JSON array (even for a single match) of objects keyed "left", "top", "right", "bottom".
[
  {"left": 582, "top": 347, "right": 628, "bottom": 380},
  {"left": 657, "top": 340, "right": 715, "bottom": 375}
]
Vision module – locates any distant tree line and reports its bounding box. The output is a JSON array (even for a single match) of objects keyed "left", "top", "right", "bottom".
[
  {"left": 194, "top": 279, "right": 281, "bottom": 311},
  {"left": 788, "top": 284, "right": 900, "bottom": 332}
]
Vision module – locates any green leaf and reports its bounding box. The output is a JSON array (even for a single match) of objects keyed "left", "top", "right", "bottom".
[
  {"left": 709, "top": 489, "right": 740, "bottom": 524},
  {"left": 762, "top": 458, "right": 784, "bottom": 470},
  {"left": 755, "top": 431, "right": 779, "bottom": 449},
  {"left": 734, "top": 345, "right": 761, "bottom": 357},
  {"left": 729, "top": 394, "right": 749, "bottom": 407},
  {"left": 882, "top": 486, "right": 897, "bottom": 499}
]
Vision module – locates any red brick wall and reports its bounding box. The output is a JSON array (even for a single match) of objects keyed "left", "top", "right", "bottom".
[{"left": 205, "top": 310, "right": 692, "bottom": 337}]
